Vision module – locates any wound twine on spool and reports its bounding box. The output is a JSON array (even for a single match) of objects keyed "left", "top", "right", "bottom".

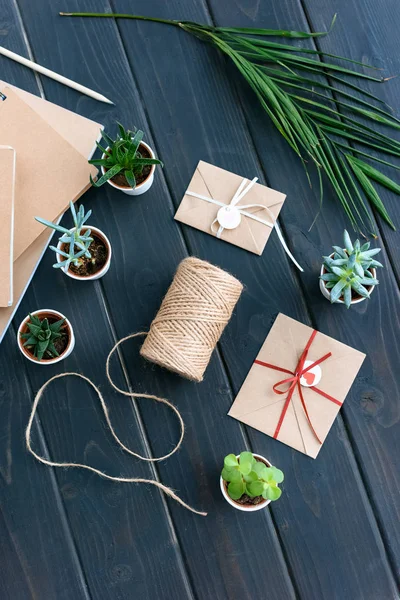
[
  {"left": 26, "top": 332, "right": 207, "bottom": 516},
  {"left": 140, "top": 257, "right": 243, "bottom": 382}
]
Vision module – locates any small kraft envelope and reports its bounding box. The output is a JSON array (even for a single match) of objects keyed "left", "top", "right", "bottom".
[
  {"left": 175, "top": 161, "right": 303, "bottom": 268},
  {"left": 229, "top": 314, "right": 366, "bottom": 458}
]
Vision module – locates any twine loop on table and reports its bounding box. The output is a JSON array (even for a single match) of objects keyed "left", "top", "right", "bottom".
[
  {"left": 140, "top": 257, "right": 243, "bottom": 382},
  {"left": 26, "top": 332, "right": 207, "bottom": 516}
]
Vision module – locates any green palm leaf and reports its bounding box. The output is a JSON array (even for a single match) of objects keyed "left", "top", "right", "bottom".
[{"left": 61, "top": 11, "right": 399, "bottom": 233}]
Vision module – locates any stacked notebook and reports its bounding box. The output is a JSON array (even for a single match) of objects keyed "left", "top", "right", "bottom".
[{"left": 0, "top": 82, "right": 102, "bottom": 343}]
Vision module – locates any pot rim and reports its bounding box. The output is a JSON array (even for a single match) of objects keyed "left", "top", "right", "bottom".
[
  {"left": 220, "top": 453, "right": 272, "bottom": 512},
  {"left": 101, "top": 140, "right": 156, "bottom": 191},
  {"left": 56, "top": 225, "right": 112, "bottom": 280},
  {"left": 320, "top": 252, "right": 377, "bottom": 305},
  {"left": 17, "top": 309, "right": 74, "bottom": 365}
]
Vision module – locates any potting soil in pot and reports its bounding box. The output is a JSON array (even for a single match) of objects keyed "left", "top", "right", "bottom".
[{"left": 64, "top": 234, "right": 108, "bottom": 277}]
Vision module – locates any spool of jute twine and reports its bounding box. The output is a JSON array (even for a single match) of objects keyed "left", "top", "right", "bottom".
[
  {"left": 140, "top": 257, "right": 243, "bottom": 382},
  {"left": 26, "top": 333, "right": 207, "bottom": 516}
]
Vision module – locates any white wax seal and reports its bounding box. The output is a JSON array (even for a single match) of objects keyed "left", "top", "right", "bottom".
[
  {"left": 217, "top": 205, "right": 241, "bottom": 230},
  {"left": 300, "top": 360, "right": 321, "bottom": 387}
]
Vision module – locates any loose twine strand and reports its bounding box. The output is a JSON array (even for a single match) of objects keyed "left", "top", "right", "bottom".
[
  {"left": 25, "top": 332, "right": 207, "bottom": 516},
  {"left": 140, "top": 257, "right": 243, "bottom": 382}
]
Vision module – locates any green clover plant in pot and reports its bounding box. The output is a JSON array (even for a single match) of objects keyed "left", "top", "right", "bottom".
[
  {"left": 320, "top": 230, "right": 383, "bottom": 308},
  {"left": 89, "top": 123, "right": 163, "bottom": 196},
  {"left": 220, "top": 452, "right": 284, "bottom": 512},
  {"left": 35, "top": 202, "right": 112, "bottom": 281},
  {"left": 17, "top": 309, "right": 75, "bottom": 365}
]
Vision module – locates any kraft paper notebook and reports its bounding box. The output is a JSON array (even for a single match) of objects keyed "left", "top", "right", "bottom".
[
  {"left": 0, "top": 146, "right": 16, "bottom": 307},
  {"left": 0, "top": 83, "right": 103, "bottom": 343},
  {"left": 0, "top": 87, "right": 98, "bottom": 261}
]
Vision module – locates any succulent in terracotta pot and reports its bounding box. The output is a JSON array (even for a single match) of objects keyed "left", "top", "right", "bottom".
[
  {"left": 89, "top": 123, "right": 163, "bottom": 196},
  {"left": 17, "top": 309, "right": 75, "bottom": 364},
  {"left": 220, "top": 451, "right": 284, "bottom": 512},
  {"left": 35, "top": 202, "right": 111, "bottom": 280}
]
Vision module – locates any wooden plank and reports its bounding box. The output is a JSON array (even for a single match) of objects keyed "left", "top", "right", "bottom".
[
  {"left": 202, "top": 0, "right": 400, "bottom": 588},
  {"left": 12, "top": 1, "right": 302, "bottom": 599},
  {"left": 300, "top": 1, "right": 400, "bottom": 280},
  {"left": 2, "top": 1, "right": 197, "bottom": 598},
  {"left": 296, "top": 0, "right": 400, "bottom": 581},
  {"left": 0, "top": 328, "right": 90, "bottom": 599},
  {"left": 204, "top": 0, "right": 400, "bottom": 593},
  {"left": 108, "top": 0, "right": 400, "bottom": 598}
]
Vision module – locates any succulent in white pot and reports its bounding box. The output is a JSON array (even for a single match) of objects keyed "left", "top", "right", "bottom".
[
  {"left": 89, "top": 123, "right": 163, "bottom": 196},
  {"left": 35, "top": 202, "right": 111, "bottom": 280},
  {"left": 17, "top": 309, "right": 75, "bottom": 365},
  {"left": 220, "top": 451, "right": 284, "bottom": 512},
  {"left": 320, "top": 230, "right": 383, "bottom": 308}
]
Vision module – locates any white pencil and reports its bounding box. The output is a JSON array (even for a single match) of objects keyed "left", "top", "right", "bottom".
[{"left": 0, "top": 46, "right": 114, "bottom": 105}]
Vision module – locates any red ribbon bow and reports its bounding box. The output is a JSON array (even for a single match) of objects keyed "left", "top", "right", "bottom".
[{"left": 254, "top": 330, "right": 342, "bottom": 445}]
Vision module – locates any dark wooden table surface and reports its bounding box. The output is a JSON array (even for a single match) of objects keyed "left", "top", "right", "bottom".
[{"left": 1, "top": 1, "right": 399, "bottom": 599}]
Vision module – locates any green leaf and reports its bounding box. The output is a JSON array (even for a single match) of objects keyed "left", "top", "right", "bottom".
[
  {"left": 224, "top": 454, "right": 239, "bottom": 468},
  {"left": 343, "top": 230, "right": 353, "bottom": 253},
  {"left": 265, "top": 485, "right": 282, "bottom": 501},
  {"left": 228, "top": 480, "right": 245, "bottom": 500},
  {"left": 124, "top": 169, "right": 136, "bottom": 189},
  {"left": 90, "top": 164, "right": 123, "bottom": 188},
  {"left": 320, "top": 273, "right": 339, "bottom": 282},
  {"left": 348, "top": 253, "right": 356, "bottom": 269},
  {"left": 49, "top": 318, "right": 65, "bottom": 333},
  {"left": 238, "top": 451, "right": 254, "bottom": 475},
  {"left": 343, "top": 285, "right": 352, "bottom": 308},
  {"left": 330, "top": 279, "right": 347, "bottom": 303},
  {"left": 101, "top": 130, "right": 115, "bottom": 148},
  {"left": 347, "top": 158, "right": 396, "bottom": 229},
  {"left": 243, "top": 470, "right": 258, "bottom": 483},
  {"left": 221, "top": 468, "right": 241, "bottom": 483},
  {"left": 253, "top": 461, "right": 269, "bottom": 479},
  {"left": 270, "top": 467, "right": 284, "bottom": 484},
  {"left": 351, "top": 156, "right": 400, "bottom": 198},
  {"left": 27, "top": 323, "right": 42, "bottom": 337},
  {"left": 247, "top": 481, "right": 264, "bottom": 497},
  {"left": 22, "top": 336, "right": 37, "bottom": 347},
  {"left": 46, "top": 342, "right": 60, "bottom": 358},
  {"left": 351, "top": 280, "right": 370, "bottom": 299}
]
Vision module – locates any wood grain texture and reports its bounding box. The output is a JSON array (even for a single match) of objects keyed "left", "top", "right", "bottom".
[
  {"left": 204, "top": 0, "right": 400, "bottom": 590},
  {"left": 0, "top": 0, "right": 398, "bottom": 598},
  {"left": 0, "top": 328, "right": 91, "bottom": 600},
  {"left": 111, "top": 0, "right": 399, "bottom": 598},
  {"left": 1, "top": 1, "right": 197, "bottom": 598}
]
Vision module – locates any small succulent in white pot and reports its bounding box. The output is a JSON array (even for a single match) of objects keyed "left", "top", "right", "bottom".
[
  {"left": 89, "top": 123, "right": 163, "bottom": 196},
  {"left": 220, "top": 451, "right": 284, "bottom": 512},
  {"left": 17, "top": 309, "right": 75, "bottom": 365},
  {"left": 320, "top": 230, "right": 383, "bottom": 308},
  {"left": 35, "top": 202, "right": 111, "bottom": 280}
]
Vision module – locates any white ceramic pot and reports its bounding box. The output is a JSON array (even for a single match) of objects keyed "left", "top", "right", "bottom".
[
  {"left": 101, "top": 140, "right": 156, "bottom": 196},
  {"left": 56, "top": 225, "right": 112, "bottom": 281},
  {"left": 17, "top": 309, "right": 75, "bottom": 365},
  {"left": 220, "top": 453, "right": 272, "bottom": 512},
  {"left": 319, "top": 254, "right": 377, "bottom": 306}
]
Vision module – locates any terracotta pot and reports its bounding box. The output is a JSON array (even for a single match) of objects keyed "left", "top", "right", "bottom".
[
  {"left": 101, "top": 140, "right": 156, "bottom": 196},
  {"left": 320, "top": 252, "right": 377, "bottom": 306},
  {"left": 17, "top": 309, "right": 75, "bottom": 365},
  {"left": 220, "top": 453, "right": 272, "bottom": 512},
  {"left": 56, "top": 225, "right": 112, "bottom": 281}
]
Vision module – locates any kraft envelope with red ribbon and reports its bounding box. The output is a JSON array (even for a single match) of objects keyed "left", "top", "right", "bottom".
[{"left": 228, "top": 313, "right": 366, "bottom": 458}]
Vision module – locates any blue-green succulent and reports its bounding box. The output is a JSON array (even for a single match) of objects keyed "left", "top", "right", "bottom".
[{"left": 321, "top": 230, "right": 383, "bottom": 308}]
